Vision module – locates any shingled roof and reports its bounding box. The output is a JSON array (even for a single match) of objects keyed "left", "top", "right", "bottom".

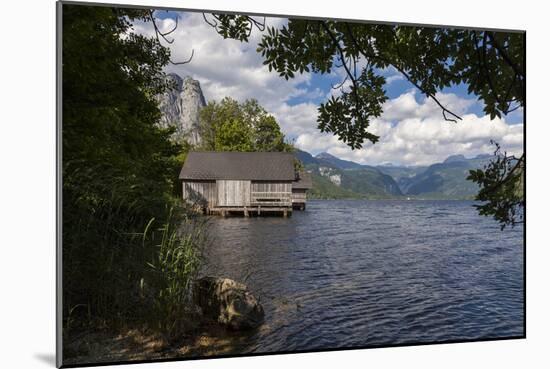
[
  {"left": 179, "top": 151, "right": 296, "bottom": 181},
  {"left": 293, "top": 171, "right": 313, "bottom": 189}
]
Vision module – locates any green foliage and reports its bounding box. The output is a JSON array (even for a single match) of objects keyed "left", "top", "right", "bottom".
[
  {"left": 317, "top": 66, "right": 387, "bottom": 148},
  {"left": 215, "top": 118, "right": 254, "bottom": 151},
  {"left": 253, "top": 115, "right": 287, "bottom": 151},
  {"left": 198, "top": 97, "right": 292, "bottom": 152},
  {"left": 206, "top": 14, "right": 255, "bottom": 42},
  {"left": 308, "top": 172, "right": 363, "bottom": 200},
  {"left": 467, "top": 142, "right": 524, "bottom": 229},
  {"left": 62, "top": 4, "right": 205, "bottom": 336}
]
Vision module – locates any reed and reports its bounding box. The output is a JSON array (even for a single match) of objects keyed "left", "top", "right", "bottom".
[
  {"left": 144, "top": 209, "right": 207, "bottom": 339},
  {"left": 62, "top": 165, "right": 208, "bottom": 340}
]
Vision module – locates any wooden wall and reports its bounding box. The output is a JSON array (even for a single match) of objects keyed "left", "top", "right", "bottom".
[
  {"left": 182, "top": 181, "right": 217, "bottom": 207},
  {"left": 251, "top": 181, "right": 292, "bottom": 193},
  {"left": 292, "top": 189, "right": 307, "bottom": 202},
  {"left": 183, "top": 180, "right": 295, "bottom": 208},
  {"left": 251, "top": 181, "right": 292, "bottom": 206},
  {"left": 217, "top": 180, "right": 251, "bottom": 207}
]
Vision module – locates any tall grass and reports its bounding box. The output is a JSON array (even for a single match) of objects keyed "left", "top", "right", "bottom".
[
  {"left": 144, "top": 209, "right": 207, "bottom": 339},
  {"left": 62, "top": 165, "right": 208, "bottom": 341}
]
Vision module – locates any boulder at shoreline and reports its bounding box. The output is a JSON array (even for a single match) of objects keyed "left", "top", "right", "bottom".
[{"left": 193, "top": 277, "right": 265, "bottom": 330}]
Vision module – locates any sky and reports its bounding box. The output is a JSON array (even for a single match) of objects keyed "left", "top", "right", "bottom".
[{"left": 134, "top": 11, "right": 524, "bottom": 167}]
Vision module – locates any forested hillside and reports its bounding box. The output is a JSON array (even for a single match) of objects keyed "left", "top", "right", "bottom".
[{"left": 294, "top": 150, "right": 491, "bottom": 200}]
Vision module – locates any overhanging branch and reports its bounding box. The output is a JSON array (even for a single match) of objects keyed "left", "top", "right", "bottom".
[
  {"left": 149, "top": 10, "right": 194, "bottom": 66},
  {"left": 344, "top": 24, "right": 462, "bottom": 123}
]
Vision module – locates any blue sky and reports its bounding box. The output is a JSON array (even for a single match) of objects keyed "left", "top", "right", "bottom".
[
  {"left": 289, "top": 71, "right": 524, "bottom": 125},
  {"left": 139, "top": 11, "right": 524, "bottom": 166}
]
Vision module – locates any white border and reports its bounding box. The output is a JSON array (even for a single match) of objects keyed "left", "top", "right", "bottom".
[{"left": 2, "top": 1, "right": 548, "bottom": 368}]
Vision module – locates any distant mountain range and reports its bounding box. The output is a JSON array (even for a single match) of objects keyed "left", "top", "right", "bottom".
[{"left": 295, "top": 150, "right": 493, "bottom": 200}]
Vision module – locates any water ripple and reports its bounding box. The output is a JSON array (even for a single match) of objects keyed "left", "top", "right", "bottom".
[{"left": 201, "top": 200, "right": 524, "bottom": 352}]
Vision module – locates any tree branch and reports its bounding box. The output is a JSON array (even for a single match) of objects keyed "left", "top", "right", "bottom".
[
  {"left": 486, "top": 31, "right": 525, "bottom": 79},
  {"left": 343, "top": 24, "right": 462, "bottom": 123},
  {"left": 202, "top": 13, "right": 218, "bottom": 28},
  {"left": 247, "top": 16, "right": 267, "bottom": 32},
  {"left": 485, "top": 152, "right": 524, "bottom": 194},
  {"left": 506, "top": 103, "right": 522, "bottom": 114},
  {"left": 479, "top": 32, "right": 507, "bottom": 110},
  {"left": 149, "top": 10, "right": 194, "bottom": 66},
  {"left": 331, "top": 74, "right": 349, "bottom": 90},
  {"left": 321, "top": 22, "right": 361, "bottom": 112},
  {"left": 170, "top": 49, "right": 194, "bottom": 65}
]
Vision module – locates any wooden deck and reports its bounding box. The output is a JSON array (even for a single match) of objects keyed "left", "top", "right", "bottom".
[
  {"left": 208, "top": 206, "right": 292, "bottom": 217},
  {"left": 250, "top": 191, "right": 292, "bottom": 207}
]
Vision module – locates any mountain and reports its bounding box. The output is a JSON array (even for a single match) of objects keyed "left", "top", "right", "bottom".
[
  {"left": 474, "top": 154, "right": 492, "bottom": 160},
  {"left": 308, "top": 172, "right": 363, "bottom": 199},
  {"left": 157, "top": 73, "right": 206, "bottom": 145},
  {"left": 401, "top": 155, "right": 492, "bottom": 199},
  {"left": 337, "top": 167, "right": 403, "bottom": 198},
  {"left": 376, "top": 165, "right": 428, "bottom": 192},
  {"left": 294, "top": 150, "right": 403, "bottom": 199},
  {"left": 443, "top": 154, "right": 467, "bottom": 163},
  {"left": 315, "top": 152, "right": 363, "bottom": 169},
  {"left": 294, "top": 149, "right": 319, "bottom": 166},
  {"left": 295, "top": 150, "right": 493, "bottom": 200}
]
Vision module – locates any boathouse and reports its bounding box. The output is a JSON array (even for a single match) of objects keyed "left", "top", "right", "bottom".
[
  {"left": 180, "top": 151, "right": 304, "bottom": 216},
  {"left": 292, "top": 171, "right": 312, "bottom": 210}
]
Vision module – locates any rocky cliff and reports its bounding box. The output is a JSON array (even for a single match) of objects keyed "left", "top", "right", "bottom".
[{"left": 157, "top": 73, "right": 206, "bottom": 145}]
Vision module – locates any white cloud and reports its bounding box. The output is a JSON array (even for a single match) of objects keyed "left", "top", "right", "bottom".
[
  {"left": 382, "top": 90, "right": 476, "bottom": 122},
  {"left": 385, "top": 74, "right": 405, "bottom": 84},
  {"left": 270, "top": 102, "right": 319, "bottom": 138},
  {"left": 135, "top": 12, "right": 524, "bottom": 167},
  {"left": 134, "top": 12, "right": 308, "bottom": 113},
  {"left": 294, "top": 91, "right": 524, "bottom": 166},
  {"left": 380, "top": 66, "right": 405, "bottom": 85}
]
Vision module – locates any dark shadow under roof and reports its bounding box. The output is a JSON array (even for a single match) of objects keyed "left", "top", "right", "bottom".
[
  {"left": 179, "top": 151, "right": 296, "bottom": 181},
  {"left": 293, "top": 171, "right": 313, "bottom": 189}
]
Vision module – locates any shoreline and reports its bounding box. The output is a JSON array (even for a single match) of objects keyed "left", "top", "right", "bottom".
[{"left": 63, "top": 323, "right": 255, "bottom": 365}]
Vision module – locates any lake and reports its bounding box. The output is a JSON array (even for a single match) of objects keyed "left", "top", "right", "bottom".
[{"left": 201, "top": 200, "right": 524, "bottom": 354}]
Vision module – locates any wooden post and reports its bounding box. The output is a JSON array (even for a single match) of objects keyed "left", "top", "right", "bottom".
[
  {"left": 221, "top": 210, "right": 226, "bottom": 217},
  {"left": 257, "top": 206, "right": 260, "bottom": 216},
  {"left": 244, "top": 207, "right": 249, "bottom": 217},
  {"left": 283, "top": 209, "right": 288, "bottom": 218}
]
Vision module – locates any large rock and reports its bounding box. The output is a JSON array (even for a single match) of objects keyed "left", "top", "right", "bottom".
[
  {"left": 157, "top": 73, "right": 206, "bottom": 145},
  {"left": 193, "top": 277, "right": 265, "bottom": 330}
]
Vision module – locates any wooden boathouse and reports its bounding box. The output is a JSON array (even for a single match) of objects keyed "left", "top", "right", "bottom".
[
  {"left": 292, "top": 171, "right": 312, "bottom": 210},
  {"left": 180, "top": 151, "right": 307, "bottom": 217}
]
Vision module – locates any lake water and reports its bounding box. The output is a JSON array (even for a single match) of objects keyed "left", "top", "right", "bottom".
[{"left": 201, "top": 200, "right": 524, "bottom": 354}]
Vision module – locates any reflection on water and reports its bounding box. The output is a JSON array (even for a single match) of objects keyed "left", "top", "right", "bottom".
[{"left": 200, "top": 200, "right": 524, "bottom": 354}]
